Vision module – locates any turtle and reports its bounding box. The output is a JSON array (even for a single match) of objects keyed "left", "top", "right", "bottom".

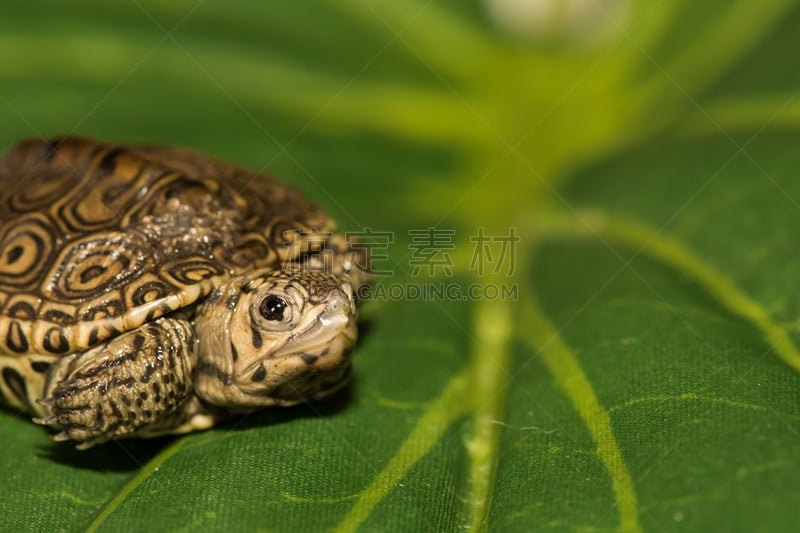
[{"left": 0, "top": 136, "right": 370, "bottom": 449}]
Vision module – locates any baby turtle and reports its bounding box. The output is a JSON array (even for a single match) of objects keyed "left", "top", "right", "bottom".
[{"left": 0, "top": 136, "right": 369, "bottom": 448}]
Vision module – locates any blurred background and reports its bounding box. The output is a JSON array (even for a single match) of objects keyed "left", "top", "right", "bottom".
[
  {"left": 2, "top": 1, "right": 800, "bottom": 531},
  {"left": 0, "top": 0, "right": 725, "bottom": 231}
]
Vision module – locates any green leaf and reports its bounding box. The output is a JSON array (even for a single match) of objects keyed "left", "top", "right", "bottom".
[{"left": 1, "top": 0, "right": 799, "bottom": 531}]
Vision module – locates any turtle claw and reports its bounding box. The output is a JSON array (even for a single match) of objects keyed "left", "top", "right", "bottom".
[
  {"left": 51, "top": 431, "right": 71, "bottom": 442},
  {"left": 32, "top": 416, "right": 58, "bottom": 426},
  {"left": 33, "top": 398, "right": 58, "bottom": 426},
  {"left": 75, "top": 440, "right": 99, "bottom": 451}
]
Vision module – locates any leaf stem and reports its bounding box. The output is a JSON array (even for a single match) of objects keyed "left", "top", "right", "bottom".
[
  {"left": 0, "top": 33, "right": 479, "bottom": 147},
  {"left": 682, "top": 95, "right": 800, "bottom": 135},
  {"left": 465, "top": 294, "right": 514, "bottom": 531},
  {"left": 322, "top": 0, "right": 497, "bottom": 82},
  {"left": 639, "top": 0, "right": 797, "bottom": 98}
]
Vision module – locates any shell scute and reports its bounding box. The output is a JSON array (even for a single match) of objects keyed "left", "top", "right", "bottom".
[
  {"left": 0, "top": 213, "right": 58, "bottom": 292},
  {"left": 41, "top": 231, "right": 151, "bottom": 301}
]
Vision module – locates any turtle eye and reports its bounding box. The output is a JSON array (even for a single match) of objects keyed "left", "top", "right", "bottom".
[{"left": 259, "top": 295, "right": 288, "bottom": 321}]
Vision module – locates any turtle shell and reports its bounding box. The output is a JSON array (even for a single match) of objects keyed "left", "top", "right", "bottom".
[{"left": 0, "top": 136, "right": 334, "bottom": 357}]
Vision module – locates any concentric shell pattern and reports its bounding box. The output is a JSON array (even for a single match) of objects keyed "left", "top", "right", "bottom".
[{"left": 0, "top": 136, "right": 334, "bottom": 358}]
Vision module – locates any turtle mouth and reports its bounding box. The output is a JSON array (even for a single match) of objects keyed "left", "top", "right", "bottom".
[
  {"left": 243, "top": 319, "right": 357, "bottom": 377},
  {"left": 268, "top": 304, "right": 356, "bottom": 361},
  {"left": 237, "top": 327, "right": 357, "bottom": 406},
  {"left": 255, "top": 359, "right": 353, "bottom": 404},
  {"left": 300, "top": 362, "right": 353, "bottom": 400}
]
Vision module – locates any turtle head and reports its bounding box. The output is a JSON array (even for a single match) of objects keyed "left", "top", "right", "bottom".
[{"left": 193, "top": 265, "right": 357, "bottom": 409}]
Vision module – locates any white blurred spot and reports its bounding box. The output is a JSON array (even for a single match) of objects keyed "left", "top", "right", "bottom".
[{"left": 486, "top": 0, "right": 630, "bottom": 44}]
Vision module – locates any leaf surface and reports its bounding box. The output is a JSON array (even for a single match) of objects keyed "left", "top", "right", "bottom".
[{"left": 0, "top": 1, "right": 799, "bottom": 531}]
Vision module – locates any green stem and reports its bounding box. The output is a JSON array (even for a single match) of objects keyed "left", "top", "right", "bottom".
[
  {"left": 640, "top": 0, "right": 796, "bottom": 97},
  {"left": 682, "top": 95, "right": 800, "bottom": 135},
  {"left": 465, "top": 295, "right": 514, "bottom": 531},
  {"left": 322, "top": 0, "right": 498, "bottom": 82},
  {"left": 0, "top": 33, "right": 477, "bottom": 147}
]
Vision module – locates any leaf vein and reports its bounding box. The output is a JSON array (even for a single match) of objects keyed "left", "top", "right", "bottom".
[
  {"left": 519, "top": 292, "right": 642, "bottom": 533},
  {"left": 84, "top": 436, "right": 191, "bottom": 533},
  {"left": 584, "top": 210, "right": 800, "bottom": 373},
  {"left": 334, "top": 370, "right": 471, "bottom": 532},
  {"left": 607, "top": 393, "right": 771, "bottom": 414}
]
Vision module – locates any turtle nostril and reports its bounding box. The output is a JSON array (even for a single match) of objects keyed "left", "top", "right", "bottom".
[
  {"left": 330, "top": 296, "right": 344, "bottom": 312},
  {"left": 323, "top": 294, "right": 349, "bottom": 320}
]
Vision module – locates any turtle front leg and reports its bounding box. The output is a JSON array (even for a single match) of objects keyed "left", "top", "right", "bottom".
[{"left": 35, "top": 317, "right": 196, "bottom": 449}]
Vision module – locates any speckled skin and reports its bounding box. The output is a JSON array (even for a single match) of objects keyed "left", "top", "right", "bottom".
[{"left": 0, "top": 136, "right": 368, "bottom": 448}]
